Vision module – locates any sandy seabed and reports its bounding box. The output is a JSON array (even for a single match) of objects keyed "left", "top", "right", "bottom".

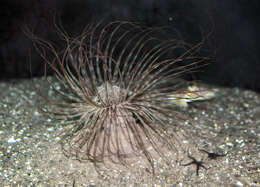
[{"left": 0, "top": 77, "right": 259, "bottom": 186}]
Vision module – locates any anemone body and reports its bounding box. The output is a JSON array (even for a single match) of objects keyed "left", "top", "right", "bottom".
[{"left": 32, "top": 21, "right": 205, "bottom": 170}]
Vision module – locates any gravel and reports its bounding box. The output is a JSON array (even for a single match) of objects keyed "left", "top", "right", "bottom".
[{"left": 0, "top": 77, "right": 259, "bottom": 186}]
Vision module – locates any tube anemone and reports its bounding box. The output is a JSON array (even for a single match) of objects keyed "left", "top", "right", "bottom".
[{"left": 30, "top": 21, "right": 207, "bottom": 172}]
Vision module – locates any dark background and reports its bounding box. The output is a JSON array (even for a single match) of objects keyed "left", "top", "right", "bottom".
[{"left": 1, "top": 0, "right": 260, "bottom": 92}]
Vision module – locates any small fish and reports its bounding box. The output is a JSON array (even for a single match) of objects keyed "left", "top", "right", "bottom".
[{"left": 168, "top": 85, "right": 216, "bottom": 108}]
